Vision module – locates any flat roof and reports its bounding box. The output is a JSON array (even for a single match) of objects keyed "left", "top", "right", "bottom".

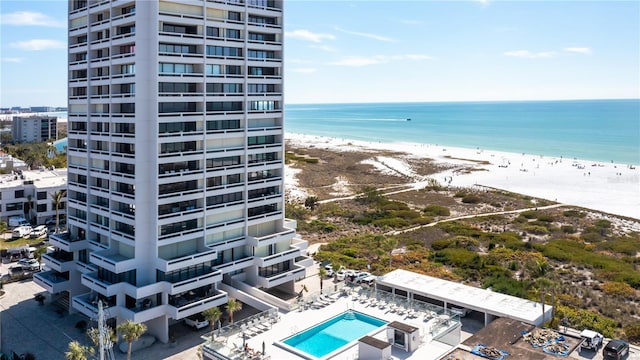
[
  {"left": 377, "top": 269, "right": 551, "bottom": 325},
  {"left": 359, "top": 335, "right": 390, "bottom": 349},
  {"left": 0, "top": 168, "right": 67, "bottom": 188}
]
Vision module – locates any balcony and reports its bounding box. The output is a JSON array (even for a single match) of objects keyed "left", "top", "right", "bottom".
[
  {"left": 255, "top": 247, "right": 301, "bottom": 268},
  {"left": 81, "top": 272, "right": 127, "bottom": 297},
  {"left": 41, "top": 251, "right": 75, "bottom": 273},
  {"left": 168, "top": 287, "right": 227, "bottom": 319},
  {"left": 168, "top": 269, "right": 223, "bottom": 295},
  {"left": 90, "top": 250, "right": 136, "bottom": 274},
  {"left": 48, "top": 232, "right": 88, "bottom": 252},
  {"left": 246, "top": 228, "right": 294, "bottom": 247},
  {"left": 213, "top": 256, "right": 253, "bottom": 274},
  {"left": 256, "top": 265, "right": 305, "bottom": 288},
  {"left": 72, "top": 292, "right": 117, "bottom": 319},
  {"left": 156, "top": 248, "right": 218, "bottom": 273},
  {"left": 33, "top": 270, "right": 70, "bottom": 293}
]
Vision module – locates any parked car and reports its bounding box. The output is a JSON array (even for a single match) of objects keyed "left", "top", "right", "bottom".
[
  {"left": 323, "top": 264, "right": 334, "bottom": 277},
  {"left": 45, "top": 217, "right": 57, "bottom": 226},
  {"left": 17, "top": 258, "right": 40, "bottom": 271},
  {"left": 602, "top": 339, "right": 629, "bottom": 360},
  {"left": 12, "top": 226, "right": 33, "bottom": 239},
  {"left": 30, "top": 225, "right": 48, "bottom": 238},
  {"left": 335, "top": 267, "right": 347, "bottom": 281},
  {"left": 354, "top": 272, "right": 371, "bottom": 283},
  {"left": 580, "top": 329, "right": 603, "bottom": 351},
  {"left": 185, "top": 314, "right": 209, "bottom": 330}
]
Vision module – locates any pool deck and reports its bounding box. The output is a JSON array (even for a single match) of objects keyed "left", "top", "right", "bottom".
[{"left": 204, "top": 287, "right": 467, "bottom": 360}]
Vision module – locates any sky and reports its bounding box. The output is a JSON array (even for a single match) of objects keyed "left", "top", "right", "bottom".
[{"left": 0, "top": 1, "right": 638, "bottom": 107}]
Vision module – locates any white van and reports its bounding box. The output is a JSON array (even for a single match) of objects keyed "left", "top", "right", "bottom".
[
  {"left": 30, "top": 225, "right": 48, "bottom": 238},
  {"left": 8, "top": 216, "right": 29, "bottom": 228},
  {"left": 12, "top": 226, "right": 33, "bottom": 239}
]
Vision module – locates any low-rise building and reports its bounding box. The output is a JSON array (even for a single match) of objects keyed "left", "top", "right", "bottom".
[{"left": 0, "top": 168, "right": 67, "bottom": 226}]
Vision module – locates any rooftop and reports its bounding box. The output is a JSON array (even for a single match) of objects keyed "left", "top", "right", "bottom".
[
  {"left": 377, "top": 269, "right": 551, "bottom": 325},
  {"left": 0, "top": 168, "right": 67, "bottom": 189}
]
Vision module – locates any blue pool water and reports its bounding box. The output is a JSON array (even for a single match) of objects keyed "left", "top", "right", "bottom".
[{"left": 281, "top": 311, "right": 387, "bottom": 359}]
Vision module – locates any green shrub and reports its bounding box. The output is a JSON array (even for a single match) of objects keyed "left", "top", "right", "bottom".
[
  {"left": 461, "top": 195, "right": 481, "bottom": 204},
  {"left": 563, "top": 210, "right": 586, "bottom": 218},
  {"left": 523, "top": 225, "right": 549, "bottom": 235},
  {"left": 431, "top": 239, "right": 453, "bottom": 251},
  {"left": 372, "top": 217, "right": 410, "bottom": 228},
  {"left": 555, "top": 305, "right": 617, "bottom": 338},
  {"left": 520, "top": 210, "right": 540, "bottom": 219},
  {"left": 433, "top": 248, "right": 483, "bottom": 269},
  {"left": 483, "top": 273, "right": 529, "bottom": 298},
  {"left": 561, "top": 225, "right": 575, "bottom": 234},
  {"left": 423, "top": 205, "right": 450, "bottom": 216}
]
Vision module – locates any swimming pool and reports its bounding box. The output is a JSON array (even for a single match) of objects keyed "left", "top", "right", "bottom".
[{"left": 279, "top": 311, "right": 387, "bottom": 359}]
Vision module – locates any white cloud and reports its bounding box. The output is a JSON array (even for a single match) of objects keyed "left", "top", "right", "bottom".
[
  {"left": 309, "top": 44, "right": 337, "bottom": 52},
  {"left": 564, "top": 47, "right": 592, "bottom": 55},
  {"left": 475, "top": 0, "right": 490, "bottom": 6},
  {"left": 291, "top": 68, "right": 318, "bottom": 74},
  {"left": 334, "top": 27, "right": 393, "bottom": 42},
  {"left": 330, "top": 54, "right": 432, "bottom": 67},
  {"left": 0, "top": 11, "right": 65, "bottom": 27},
  {"left": 285, "top": 29, "right": 335, "bottom": 43},
  {"left": 504, "top": 50, "right": 556, "bottom": 59},
  {"left": 1, "top": 57, "right": 23, "bottom": 63},
  {"left": 10, "top": 39, "right": 66, "bottom": 51}
]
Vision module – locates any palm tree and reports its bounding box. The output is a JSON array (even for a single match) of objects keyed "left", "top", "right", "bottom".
[
  {"left": 24, "top": 194, "right": 34, "bottom": 224},
  {"left": 116, "top": 320, "right": 147, "bottom": 360},
  {"left": 318, "top": 266, "right": 327, "bottom": 294},
  {"left": 202, "top": 307, "right": 222, "bottom": 340},
  {"left": 226, "top": 298, "right": 242, "bottom": 325},
  {"left": 381, "top": 237, "right": 398, "bottom": 269},
  {"left": 50, "top": 190, "right": 66, "bottom": 233},
  {"left": 65, "top": 340, "right": 94, "bottom": 360},
  {"left": 87, "top": 326, "right": 116, "bottom": 354}
]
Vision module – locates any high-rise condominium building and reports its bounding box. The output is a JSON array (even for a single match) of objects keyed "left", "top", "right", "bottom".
[
  {"left": 35, "top": 0, "right": 311, "bottom": 343},
  {"left": 11, "top": 115, "right": 58, "bottom": 143}
]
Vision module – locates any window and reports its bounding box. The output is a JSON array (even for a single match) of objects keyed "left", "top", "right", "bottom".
[
  {"left": 120, "top": 45, "right": 135, "bottom": 55},
  {"left": 160, "top": 141, "right": 197, "bottom": 154},
  {"left": 206, "top": 46, "right": 242, "bottom": 57},
  {"left": 118, "top": 25, "right": 135, "bottom": 35},
  {"left": 206, "top": 101, "right": 242, "bottom": 112},
  {"left": 206, "top": 156, "right": 241, "bottom": 169},
  {"left": 159, "top": 82, "right": 197, "bottom": 93},
  {"left": 159, "top": 121, "right": 196, "bottom": 134},
  {"left": 159, "top": 102, "right": 197, "bottom": 113},
  {"left": 121, "top": 5, "right": 135, "bottom": 15},
  {"left": 226, "top": 29, "right": 241, "bottom": 39},
  {"left": 206, "top": 83, "right": 242, "bottom": 94},
  {"left": 206, "top": 64, "right": 222, "bottom": 75},
  {"left": 228, "top": 11, "right": 241, "bottom": 21},
  {"left": 206, "top": 27, "right": 220, "bottom": 37},
  {"left": 5, "top": 202, "right": 22, "bottom": 211},
  {"left": 37, "top": 204, "right": 47, "bottom": 212},
  {"left": 121, "top": 64, "right": 135, "bottom": 75},
  {"left": 248, "top": 135, "right": 275, "bottom": 146},
  {"left": 37, "top": 192, "right": 47, "bottom": 200},
  {"left": 158, "top": 63, "right": 195, "bottom": 74},
  {"left": 159, "top": 43, "right": 198, "bottom": 54},
  {"left": 248, "top": 84, "right": 276, "bottom": 94},
  {"left": 207, "top": 119, "right": 240, "bottom": 131},
  {"left": 206, "top": 191, "right": 243, "bottom": 207},
  {"left": 163, "top": 23, "right": 197, "bottom": 35},
  {"left": 249, "top": 101, "right": 278, "bottom": 111},
  {"left": 15, "top": 190, "right": 24, "bottom": 198}
]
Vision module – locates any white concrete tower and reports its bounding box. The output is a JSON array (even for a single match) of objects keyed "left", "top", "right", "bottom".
[{"left": 35, "top": 0, "right": 311, "bottom": 343}]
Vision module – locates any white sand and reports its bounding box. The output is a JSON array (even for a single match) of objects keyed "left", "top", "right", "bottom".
[{"left": 285, "top": 133, "right": 640, "bottom": 220}]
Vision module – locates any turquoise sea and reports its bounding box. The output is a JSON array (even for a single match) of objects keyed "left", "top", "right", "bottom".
[{"left": 284, "top": 99, "right": 640, "bottom": 165}]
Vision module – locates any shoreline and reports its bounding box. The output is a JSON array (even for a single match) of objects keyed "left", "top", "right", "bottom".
[{"left": 285, "top": 133, "right": 640, "bottom": 220}]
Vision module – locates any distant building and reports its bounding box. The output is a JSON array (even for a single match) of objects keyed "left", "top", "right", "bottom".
[
  {"left": 0, "top": 167, "right": 67, "bottom": 225},
  {"left": 11, "top": 115, "right": 58, "bottom": 143},
  {"left": 30, "top": 106, "right": 56, "bottom": 113}
]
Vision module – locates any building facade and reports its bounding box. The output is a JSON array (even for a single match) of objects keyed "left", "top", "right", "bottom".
[
  {"left": 0, "top": 168, "right": 67, "bottom": 226},
  {"left": 35, "top": 0, "right": 310, "bottom": 343},
  {"left": 11, "top": 115, "right": 58, "bottom": 143}
]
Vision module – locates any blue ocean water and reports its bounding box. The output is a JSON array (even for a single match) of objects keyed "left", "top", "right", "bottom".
[{"left": 284, "top": 99, "right": 640, "bottom": 165}]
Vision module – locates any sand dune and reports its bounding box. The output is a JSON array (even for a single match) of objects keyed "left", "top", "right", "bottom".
[{"left": 285, "top": 133, "right": 640, "bottom": 220}]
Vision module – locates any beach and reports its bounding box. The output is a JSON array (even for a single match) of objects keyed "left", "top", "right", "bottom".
[{"left": 285, "top": 133, "right": 640, "bottom": 220}]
